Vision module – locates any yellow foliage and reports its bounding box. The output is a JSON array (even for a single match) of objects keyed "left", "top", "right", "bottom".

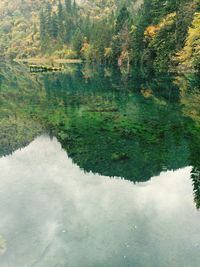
[
  {"left": 159, "top": 12, "right": 176, "bottom": 29},
  {"left": 81, "top": 41, "right": 97, "bottom": 61},
  {"left": 144, "top": 25, "right": 160, "bottom": 41},
  {"left": 81, "top": 41, "right": 90, "bottom": 53},
  {"left": 141, "top": 89, "right": 153, "bottom": 98},
  {"left": 144, "top": 13, "right": 176, "bottom": 42},
  {"left": 178, "top": 12, "right": 200, "bottom": 68},
  {"left": 104, "top": 47, "right": 113, "bottom": 58},
  {"left": 54, "top": 47, "right": 77, "bottom": 59}
]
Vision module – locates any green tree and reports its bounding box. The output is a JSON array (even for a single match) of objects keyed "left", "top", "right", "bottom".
[
  {"left": 115, "top": 5, "right": 130, "bottom": 34},
  {"left": 58, "top": 0, "right": 63, "bottom": 21},
  {"left": 72, "top": 29, "right": 84, "bottom": 55},
  {"left": 73, "top": 0, "right": 77, "bottom": 15},
  {"left": 39, "top": 9, "right": 47, "bottom": 52},
  {"left": 65, "top": 0, "right": 72, "bottom": 13},
  {"left": 45, "top": 2, "right": 52, "bottom": 34},
  {"left": 178, "top": 12, "right": 200, "bottom": 69},
  {"left": 51, "top": 12, "right": 59, "bottom": 39},
  {"left": 175, "top": 0, "right": 197, "bottom": 49}
]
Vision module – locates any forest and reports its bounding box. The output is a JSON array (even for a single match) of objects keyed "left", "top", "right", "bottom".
[{"left": 0, "top": 0, "right": 199, "bottom": 71}]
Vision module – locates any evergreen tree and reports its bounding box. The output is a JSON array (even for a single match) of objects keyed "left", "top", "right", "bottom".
[
  {"left": 45, "top": 2, "right": 52, "bottom": 35},
  {"left": 51, "top": 12, "right": 59, "bottom": 39},
  {"left": 39, "top": 9, "right": 46, "bottom": 51},
  {"left": 2, "top": 0, "right": 198, "bottom": 69},
  {"left": 39, "top": 9, "right": 46, "bottom": 39},
  {"left": 58, "top": 0, "right": 63, "bottom": 21},
  {"left": 72, "top": 28, "right": 84, "bottom": 55},
  {"left": 73, "top": 0, "right": 77, "bottom": 15},
  {"left": 65, "top": 0, "right": 72, "bottom": 13},
  {"left": 58, "top": 0, "right": 64, "bottom": 40},
  {"left": 175, "top": 0, "right": 197, "bottom": 49},
  {"left": 115, "top": 5, "right": 130, "bottom": 34}
]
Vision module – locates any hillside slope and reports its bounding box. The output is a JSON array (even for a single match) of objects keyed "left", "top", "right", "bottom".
[
  {"left": 0, "top": 0, "right": 43, "bottom": 58},
  {"left": 0, "top": 0, "right": 199, "bottom": 71},
  {"left": 0, "top": 0, "right": 143, "bottom": 59}
]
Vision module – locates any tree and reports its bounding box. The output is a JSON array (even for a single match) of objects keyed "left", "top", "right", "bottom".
[
  {"left": 58, "top": 0, "right": 64, "bottom": 40},
  {"left": 45, "top": 2, "right": 52, "bottom": 34},
  {"left": 178, "top": 12, "right": 200, "bottom": 69},
  {"left": 51, "top": 12, "right": 59, "bottom": 39},
  {"left": 115, "top": 5, "right": 130, "bottom": 34},
  {"left": 39, "top": 9, "right": 46, "bottom": 52},
  {"left": 175, "top": 0, "right": 197, "bottom": 49},
  {"left": 58, "top": 0, "right": 63, "bottom": 21},
  {"left": 112, "top": 5, "right": 131, "bottom": 66},
  {"left": 65, "top": 0, "right": 71, "bottom": 13},
  {"left": 72, "top": 29, "right": 84, "bottom": 55},
  {"left": 39, "top": 9, "right": 46, "bottom": 39},
  {"left": 73, "top": 0, "right": 77, "bottom": 15}
]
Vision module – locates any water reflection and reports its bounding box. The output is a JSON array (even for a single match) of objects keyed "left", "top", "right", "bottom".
[
  {"left": 0, "top": 63, "right": 200, "bottom": 207},
  {"left": 0, "top": 136, "right": 199, "bottom": 267},
  {"left": 1, "top": 63, "right": 200, "bottom": 265}
]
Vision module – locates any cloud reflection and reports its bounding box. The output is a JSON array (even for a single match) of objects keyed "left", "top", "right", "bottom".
[{"left": 0, "top": 136, "right": 200, "bottom": 267}]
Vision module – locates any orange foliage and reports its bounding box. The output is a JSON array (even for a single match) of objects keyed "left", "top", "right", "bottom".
[{"left": 144, "top": 25, "right": 160, "bottom": 41}]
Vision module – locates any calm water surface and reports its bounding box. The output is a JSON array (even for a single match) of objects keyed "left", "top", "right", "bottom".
[{"left": 0, "top": 63, "right": 200, "bottom": 266}]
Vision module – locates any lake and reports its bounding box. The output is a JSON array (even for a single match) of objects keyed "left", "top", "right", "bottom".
[{"left": 0, "top": 63, "right": 200, "bottom": 266}]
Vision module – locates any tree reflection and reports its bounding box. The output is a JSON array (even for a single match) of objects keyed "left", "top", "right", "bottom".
[
  {"left": 176, "top": 74, "right": 200, "bottom": 209},
  {"left": 1, "top": 62, "right": 200, "bottom": 208},
  {"left": 191, "top": 167, "right": 200, "bottom": 209}
]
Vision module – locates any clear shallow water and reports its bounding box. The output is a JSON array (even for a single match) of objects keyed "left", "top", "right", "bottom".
[{"left": 0, "top": 63, "right": 200, "bottom": 266}]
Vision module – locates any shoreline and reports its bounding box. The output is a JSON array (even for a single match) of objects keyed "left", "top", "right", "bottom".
[{"left": 14, "top": 58, "right": 82, "bottom": 65}]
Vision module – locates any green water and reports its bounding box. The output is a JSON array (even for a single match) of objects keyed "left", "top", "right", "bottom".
[{"left": 0, "top": 63, "right": 200, "bottom": 266}]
